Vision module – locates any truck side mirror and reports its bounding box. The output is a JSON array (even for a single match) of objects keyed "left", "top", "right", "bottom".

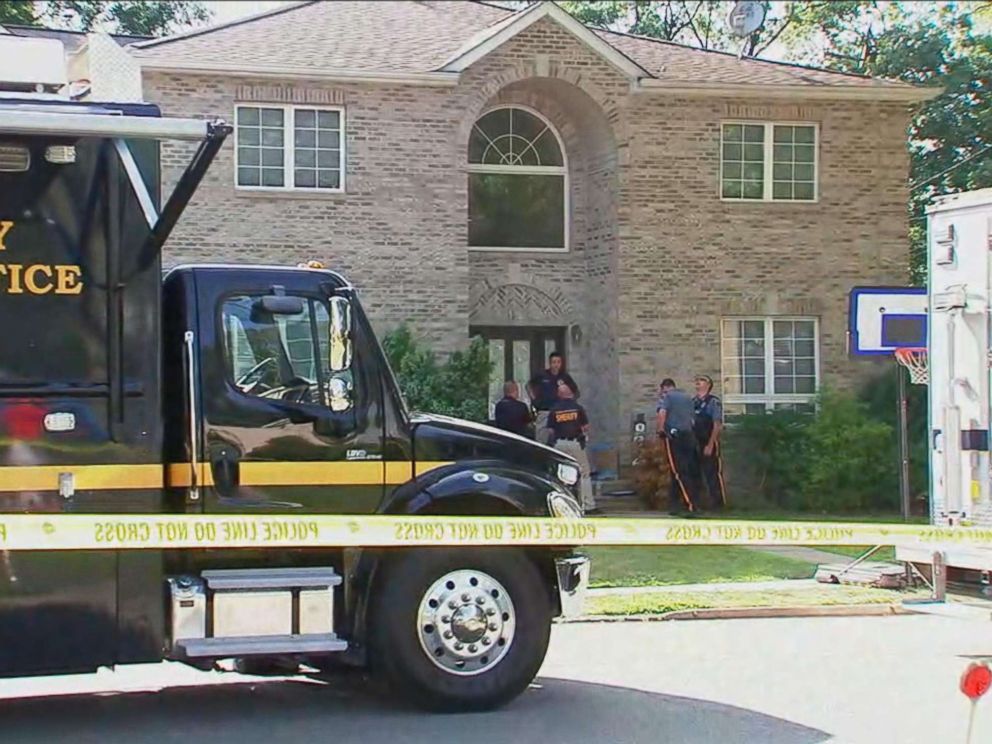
[{"left": 328, "top": 296, "right": 352, "bottom": 373}]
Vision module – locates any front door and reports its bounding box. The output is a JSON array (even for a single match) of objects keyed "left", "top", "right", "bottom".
[
  {"left": 470, "top": 326, "right": 566, "bottom": 418},
  {"left": 195, "top": 270, "right": 385, "bottom": 514}
]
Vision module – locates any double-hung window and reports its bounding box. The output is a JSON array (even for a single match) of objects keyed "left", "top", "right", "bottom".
[
  {"left": 235, "top": 104, "right": 344, "bottom": 192},
  {"left": 721, "top": 317, "right": 820, "bottom": 414},
  {"left": 721, "top": 122, "right": 817, "bottom": 202}
]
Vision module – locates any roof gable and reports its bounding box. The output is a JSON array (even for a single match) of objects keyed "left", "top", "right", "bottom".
[{"left": 439, "top": 2, "right": 648, "bottom": 79}]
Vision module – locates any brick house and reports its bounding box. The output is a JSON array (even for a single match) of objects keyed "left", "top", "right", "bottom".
[{"left": 125, "top": 0, "right": 932, "bottom": 456}]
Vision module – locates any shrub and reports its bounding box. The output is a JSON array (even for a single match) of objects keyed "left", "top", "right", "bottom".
[
  {"left": 800, "top": 389, "right": 896, "bottom": 512},
  {"left": 859, "top": 368, "right": 929, "bottom": 505},
  {"left": 723, "top": 387, "right": 902, "bottom": 513},
  {"left": 381, "top": 325, "right": 491, "bottom": 422},
  {"left": 723, "top": 408, "right": 810, "bottom": 510}
]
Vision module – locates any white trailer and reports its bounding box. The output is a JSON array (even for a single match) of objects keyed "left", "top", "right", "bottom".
[{"left": 896, "top": 188, "right": 992, "bottom": 587}]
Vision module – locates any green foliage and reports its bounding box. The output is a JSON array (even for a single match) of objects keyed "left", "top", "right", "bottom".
[
  {"left": 381, "top": 325, "right": 491, "bottom": 422},
  {"left": 800, "top": 389, "right": 896, "bottom": 511},
  {"left": 3, "top": 1, "right": 212, "bottom": 36},
  {"left": 724, "top": 406, "right": 810, "bottom": 508},
  {"left": 725, "top": 387, "right": 909, "bottom": 513},
  {"left": 0, "top": 1, "right": 37, "bottom": 25}
]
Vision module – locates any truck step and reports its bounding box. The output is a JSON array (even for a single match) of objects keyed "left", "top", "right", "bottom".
[
  {"left": 202, "top": 567, "right": 342, "bottom": 590},
  {"left": 178, "top": 633, "right": 347, "bottom": 658}
]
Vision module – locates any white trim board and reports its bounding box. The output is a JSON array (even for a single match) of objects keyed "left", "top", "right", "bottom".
[{"left": 439, "top": 1, "right": 649, "bottom": 80}]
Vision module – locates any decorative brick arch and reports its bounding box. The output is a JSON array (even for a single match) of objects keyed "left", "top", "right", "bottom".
[
  {"left": 456, "top": 62, "right": 622, "bottom": 157},
  {"left": 470, "top": 280, "right": 574, "bottom": 325}
]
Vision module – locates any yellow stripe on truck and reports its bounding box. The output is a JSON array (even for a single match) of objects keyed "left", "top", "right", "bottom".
[
  {"left": 0, "top": 464, "right": 165, "bottom": 492},
  {"left": 0, "top": 514, "right": 987, "bottom": 551},
  {"left": 0, "top": 461, "right": 454, "bottom": 492}
]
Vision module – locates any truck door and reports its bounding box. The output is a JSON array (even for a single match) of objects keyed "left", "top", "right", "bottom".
[{"left": 194, "top": 269, "right": 385, "bottom": 513}]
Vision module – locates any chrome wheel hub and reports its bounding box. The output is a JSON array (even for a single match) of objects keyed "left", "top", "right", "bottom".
[{"left": 417, "top": 569, "right": 516, "bottom": 676}]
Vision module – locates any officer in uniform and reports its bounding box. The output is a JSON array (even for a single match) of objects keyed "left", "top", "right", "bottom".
[
  {"left": 493, "top": 381, "right": 533, "bottom": 438},
  {"left": 529, "top": 351, "right": 579, "bottom": 444},
  {"left": 548, "top": 379, "right": 599, "bottom": 514},
  {"left": 693, "top": 374, "right": 727, "bottom": 510},
  {"left": 656, "top": 378, "right": 700, "bottom": 514}
]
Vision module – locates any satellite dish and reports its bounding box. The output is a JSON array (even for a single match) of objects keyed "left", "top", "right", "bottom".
[{"left": 727, "top": 0, "right": 766, "bottom": 37}]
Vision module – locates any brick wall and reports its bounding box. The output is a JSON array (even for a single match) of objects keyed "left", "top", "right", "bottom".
[{"left": 143, "top": 16, "right": 913, "bottom": 455}]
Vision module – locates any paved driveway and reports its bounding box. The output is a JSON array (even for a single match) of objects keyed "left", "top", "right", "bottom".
[{"left": 0, "top": 615, "right": 987, "bottom": 743}]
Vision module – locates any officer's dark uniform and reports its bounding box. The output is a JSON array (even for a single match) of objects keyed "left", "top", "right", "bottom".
[
  {"left": 528, "top": 368, "right": 579, "bottom": 443},
  {"left": 657, "top": 389, "right": 700, "bottom": 513},
  {"left": 494, "top": 395, "right": 533, "bottom": 438},
  {"left": 548, "top": 396, "right": 588, "bottom": 446},
  {"left": 693, "top": 393, "right": 727, "bottom": 510}
]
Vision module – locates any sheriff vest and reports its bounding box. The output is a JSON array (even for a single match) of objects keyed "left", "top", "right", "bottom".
[{"left": 0, "top": 221, "right": 84, "bottom": 296}]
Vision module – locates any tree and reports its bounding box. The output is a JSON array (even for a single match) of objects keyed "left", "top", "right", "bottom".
[
  {"left": 780, "top": 4, "right": 991, "bottom": 283},
  {"left": 0, "top": 1, "right": 211, "bottom": 36},
  {"left": 561, "top": 1, "right": 801, "bottom": 56},
  {"left": 0, "top": 1, "right": 39, "bottom": 25}
]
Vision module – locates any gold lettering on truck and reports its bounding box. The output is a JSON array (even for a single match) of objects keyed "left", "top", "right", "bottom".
[{"left": 0, "top": 222, "right": 84, "bottom": 295}]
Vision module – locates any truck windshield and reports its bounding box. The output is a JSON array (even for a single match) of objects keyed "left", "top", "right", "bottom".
[{"left": 222, "top": 294, "right": 338, "bottom": 407}]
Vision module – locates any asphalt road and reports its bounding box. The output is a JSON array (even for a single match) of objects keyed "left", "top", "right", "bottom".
[{"left": 0, "top": 614, "right": 987, "bottom": 744}]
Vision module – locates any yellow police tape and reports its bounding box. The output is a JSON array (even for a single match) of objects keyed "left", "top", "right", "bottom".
[{"left": 0, "top": 514, "right": 987, "bottom": 551}]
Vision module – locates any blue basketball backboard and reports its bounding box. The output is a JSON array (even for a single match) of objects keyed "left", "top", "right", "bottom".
[{"left": 849, "top": 286, "right": 928, "bottom": 356}]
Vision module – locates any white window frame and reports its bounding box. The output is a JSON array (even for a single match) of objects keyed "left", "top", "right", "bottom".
[
  {"left": 468, "top": 104, "right": 570, "bottom": 253},
  {"left": 234, "top": 103, "right": 345, "bottom": 194},
  {"left": 719, "top": 121, "right": 819, "bottom": 203},
  {"left": 720, "top": 316, "right": 821, "bottom": 412}
]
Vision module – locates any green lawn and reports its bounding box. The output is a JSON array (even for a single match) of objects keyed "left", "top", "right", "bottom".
[
  {"left": 586, "top": 546, "right": 816, "bottom": 588},
  {"left": 585, "top": 586, "right": 923, "bottom": 616}
]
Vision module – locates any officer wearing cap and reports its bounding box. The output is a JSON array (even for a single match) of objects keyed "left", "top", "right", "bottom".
[
  {"left": 656, "top": 378, "right": 700, "bottom": 514},
  {"left": 693, "top": 375, "right": 726, "bottom": 510},
  {"left": 548, "top": 379, "right": 599, "bottom": 514}
]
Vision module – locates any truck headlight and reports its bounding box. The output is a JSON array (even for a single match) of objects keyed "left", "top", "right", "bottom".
[
  {"left": 548, "top": 490, "right": 583, "bottom": 519},
  {"left": 557, "top": 463, "right": 579, "bottom": 486}
]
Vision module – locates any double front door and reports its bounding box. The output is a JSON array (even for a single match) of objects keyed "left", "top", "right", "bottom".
[{"left": 470, "top": 326, "right": 566, "bottom": 418}]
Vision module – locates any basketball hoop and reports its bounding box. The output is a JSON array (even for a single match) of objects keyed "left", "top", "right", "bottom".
[{"left": 895, "top": 347, "right": 928, "bottom": 385}]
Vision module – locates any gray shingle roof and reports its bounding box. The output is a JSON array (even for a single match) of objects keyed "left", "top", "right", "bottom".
[
  {"left": 132, "top": 0, "right": 920, "bottom": 93},
  {"left": 134, "top": 1, "right": 512, "bottom": 75}
]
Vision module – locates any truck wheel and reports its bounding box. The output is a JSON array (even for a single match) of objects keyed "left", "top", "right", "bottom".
[{"left": 369, "top": 548, "right": 552, "bottom": 712}]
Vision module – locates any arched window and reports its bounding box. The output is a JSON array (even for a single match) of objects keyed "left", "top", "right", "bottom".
[{"left": 468, "top": 106, "right": 567, "bottom": 251}]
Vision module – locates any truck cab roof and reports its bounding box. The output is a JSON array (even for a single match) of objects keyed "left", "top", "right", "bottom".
[{"left": 165, "top": 264, "right": 352, "bottom": 291}]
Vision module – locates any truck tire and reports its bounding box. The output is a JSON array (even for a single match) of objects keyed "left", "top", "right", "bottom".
[{"left": 369, "top": 548, "right": 552, "bottom": 712}]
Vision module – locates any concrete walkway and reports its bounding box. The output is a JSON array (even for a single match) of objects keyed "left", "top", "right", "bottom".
[
  {"left": 588, "top": 579, "right": 820, "bottom": 596},
  {"left": 748, "top": 545, "right": 889, "bottom": 565}
]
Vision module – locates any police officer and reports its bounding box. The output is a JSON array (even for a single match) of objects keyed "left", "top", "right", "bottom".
[
  {"left": 693, "top": 374, "right": 727, "bottom": 510},
  {"left": 493, "top": 380, "right": 533, "bottom": 438},
  {"left": 548, "top": 379, "right": 599, "bottom": 514},
  {"left": 528, "top": 351, "right": 579, "bottom": 444},
  {"left": 656, "top": 378, "right": 700, "bottom": 514}
]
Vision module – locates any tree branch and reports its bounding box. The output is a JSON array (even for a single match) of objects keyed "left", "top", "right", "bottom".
[{"left": 754, "top": 3, "right": 796, "bottom": 56}]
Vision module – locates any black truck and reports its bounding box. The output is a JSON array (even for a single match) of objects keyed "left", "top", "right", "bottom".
[{"left": 0, "top": 95, "right": 589, "bottom": 711}]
